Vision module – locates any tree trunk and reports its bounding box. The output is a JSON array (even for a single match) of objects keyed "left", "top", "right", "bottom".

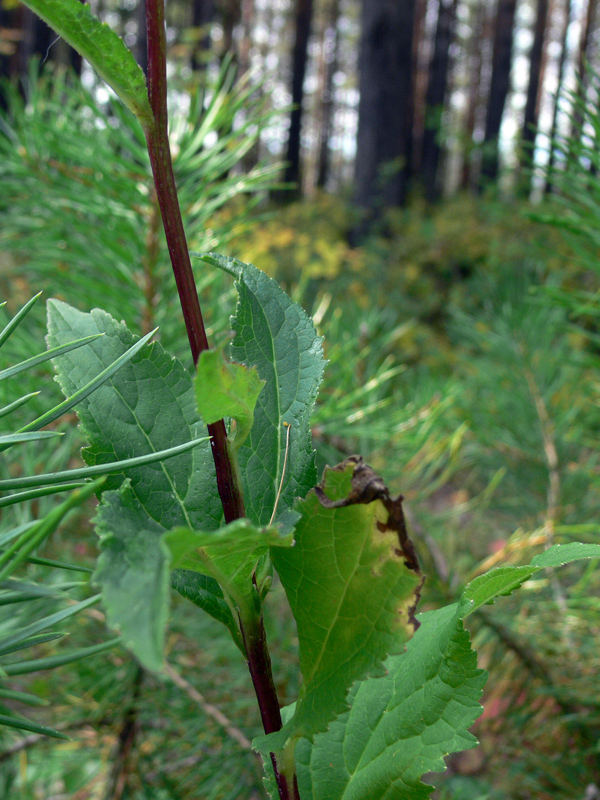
[
  {"left": 316, "top": 0, "right": 341, "bottom": 190},
  {"left": 460, "top": 0, "right": 486, "bottom": 191},
  {"left": 545, "top": 0, "right": 573, "bottom": 193},
  {"left": 0, "top": 6, "right": 19, "bottom": 90},
  {"left": 568, "top": 0, "right": 599, "bottom": 146},
  {"left": 421, "top": 0, "right": 459, "bottom": 202},
  {"left": 353, "top": 0, "right": 417, "bottom": 228},
  {"left": 217, "top": 0, "right": 241, "bottom": 63},
  {"left": 191, "top": 0, "right": 215, "bottom": 72},
  {"left": 282, "top": 0, "right": 315, "bottom": 195},
  {"left": 238, "top": 0, "right": 254, "bottom": 76},
  {"left": 409, "top": 0, "right": 429, "bottom": 177},
  {"left": 518, "top": 0, "right": 550, "bottom": 190},
  {"left": 479, "top": 0, "right": 518, "bottom": 189}
]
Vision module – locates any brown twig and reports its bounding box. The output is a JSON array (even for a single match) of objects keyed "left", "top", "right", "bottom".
[{"left": 164, "top": 663, "right": 253, "bottom": 750}]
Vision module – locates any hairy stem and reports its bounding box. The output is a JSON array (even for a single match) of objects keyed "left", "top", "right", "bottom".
[{"left": 143, "top": 5, "right": 289, "bottom": 795}]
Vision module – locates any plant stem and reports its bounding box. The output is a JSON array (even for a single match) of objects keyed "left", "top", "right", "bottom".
[
  {"left": 144, "top": 0, "right": 244, "bottom": 523},
  {"left": 241, "top": 615, "right": 299, "bottom": 800},
  {"left": 143, "top": 7, "right": 291, "bottom": 796}
]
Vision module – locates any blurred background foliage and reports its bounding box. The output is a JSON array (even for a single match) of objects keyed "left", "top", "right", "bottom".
[{"left": 0, "top": 57, "right": 599, "bottom": 800}]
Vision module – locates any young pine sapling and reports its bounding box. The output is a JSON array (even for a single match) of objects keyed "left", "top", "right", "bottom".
[{"left": 11, "top": 1, "right": 600, "bottom": 798}]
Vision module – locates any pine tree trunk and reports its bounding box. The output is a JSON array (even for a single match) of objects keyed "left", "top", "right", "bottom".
[
  {"left": 353, "top": 0, "right": 417, "bottom": 228},
  {"left": 218, "top": 0, "right": 241, "bottom": 63},
  {"left": 0, "top": 6, "right": 19, "bottom": 90},
  {"left": 460, "top": 0, "right": 486, "bottom": 190},
  {"left": 316, "top": 0, "right": 341, "bottom": 190},
  {"left": 282, "top": 0, "right": 315, "bottom": 195},
  {"left": 191, "top": 0, "right": 215, "bottom": 73},
  {"left": 545, "top": 0, "right": 573, "bottom": 193},
  {"left": 409, "top": 0, "right": 430, "bottom": 178},
  {"left": 519, "top": 0, "right": 550, "bottom": 191},
  {"left": 479, "top": 0, "right": 518, "bottom": 188},
  {"left": 421, "top": 0, "right": 458, "bottom": 202},
  {"left": 238, "top": 0, "right": 254, "bottom": 76},
  {"left": 568, "top": 0, "right": 599, "bottom": 146}
]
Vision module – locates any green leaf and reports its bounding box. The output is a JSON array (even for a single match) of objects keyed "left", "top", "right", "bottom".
[
  {"left": 0, "top": 293, "right": 42, "bottom": 350},
  {"left": 0, "top": 480, "right": 104, "bottom": 582},
  {"left": 0, "top": 595, "right": 100, "bottom": 653},
  {"left": 0, "top": 688, "right": 48, "bottom": 706},
  {"left": 260, "top": 457, "right": 423, "bottom": 756},
  {"left": 0, "top": 393, "right": 40, "bottom": 420},
  {"left": 530, "top": 541, "right": 600, "bottom": 568},
  {"left": 0, "top": 437, "right": 210, "bottom": 489},
  {"left": 288, "top": 541, "right": 600, "bottom": 799},
  {"left": 93, "top": 485, "right": 169, "bottom": 673},
  {"left": 47, "top": 300, "right": 227, "bottom": 667},
  {"left": 462, "top": 542, "right": 600, "bottom": 615},
  {"left": 165, "top": 518, "right": 293, "bottom": 609},
  {"left": 0, "top": 633, "right": 64, "bottom": 659},
  {"left": 2, "top": 638, "right": 119, "bottom": 675},
  {"left": 0, "top": 713, "right": 69, "bottom": 739},
  {"left": 195, "top": 345, "right": 265, "bottom": 451},
  {"left": 293, "top": 604, "right": 486, "bottom": 800},
  {"left": 0, "top": 432, "right": 63, "bottom": 448},
  {"left": 0, "top": 333, "right": 103, "bottom": 382},
  {"left": 46, "top": 300, "right": 222, "bottom": 532},
  {"left": 170, "top": 570, "right": 242, "bottom": 650},
  {"left": 19, "top": 0, "right": 152, "bottom": 127},
  {"left": 18, "top": 326, "right": 158, "bottom": 435},
  {"left": 195, "top": 254, "right": 325, "bottom": 525},
  {"left": 0, "top": 484, "right": 83, "bottom": 509}
]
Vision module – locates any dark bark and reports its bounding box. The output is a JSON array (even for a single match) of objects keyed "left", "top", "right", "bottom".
[
  {"left": 460, "top": 0, "right": 486, "bottom": 190},
  {"left": 545, "top": 0, "right": 572, "bottom": 193},
  {"left": 568, "top": 0, "right": 599, "bottom": 146},
  {"left": 421, "top": 0, "right": 459, "bottom": 202},
  {"left": 217, "top": 0, "right": 241, "bottom": 62},
  {"left": 282, "top": 0, "right": 315, "bottom": 195},
  {"left": 408, "top": 0, "right": 428, "bottom": 177},
  {"left": 0, "top": 6, "right": 19, "bottom": 92},
  {"left": 238, "top": 0, "right": 254, "bottom": 76},
  {"left": 191, "top": 0, "right": 215, "bottom": 72},
  {"left": 316, "top": 0, "right": 341, "bottom": 189},
  {"left": 479, "top": 0, "right": 518, "bottom": 188},
  {"left": 353, "top": 0, "right": 417, "bottom": 228},
  {"left": 519, "top": 0, "right": 550, "bottom": 189}
]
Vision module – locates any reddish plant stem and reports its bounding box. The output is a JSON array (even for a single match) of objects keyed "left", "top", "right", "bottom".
[
  {"left": 143, "top": 5, "right": 290, "bottom": 796},
  {"left": 144, "top": 0, "right": 244, "bottom": 523},
  {"left": 240, "top": 616, "right": 283, "bottom": 735}
]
